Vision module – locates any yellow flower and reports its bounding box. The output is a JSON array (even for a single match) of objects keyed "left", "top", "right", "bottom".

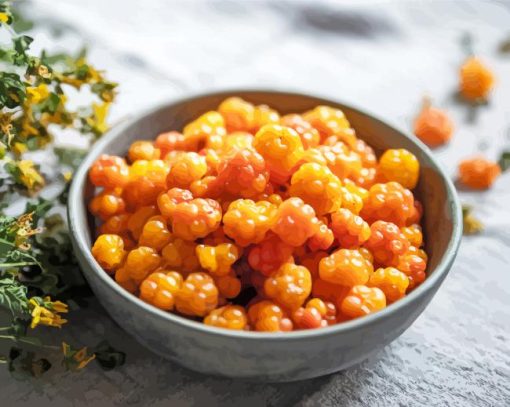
[
  {"left": 62, "top": 342, "right": 96, "bottom": 370},
  {"left": 17, "top": 160, "right": 45, "bottom": 190},
  {"left": 88, "top": 102, "right": 110, "bottom": 135},
  {"left": 29, "top": 297, "right": 68, "bottom": 329},
  {"left": 26, "top": 83, "right": 50, "bottom": 104},
  {"left": 13, "top": 142, "right": 28, "bottom": 155},
  {"left": 0, "top": 12, "right": 9, "bottom": 24},
  {"left": 12, "top": 212, "right": 42, "bottom": 250}
]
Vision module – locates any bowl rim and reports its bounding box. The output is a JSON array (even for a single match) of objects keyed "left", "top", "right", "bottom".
[{"left": 68, "top": 88, "right": 463, "bottom": 341}]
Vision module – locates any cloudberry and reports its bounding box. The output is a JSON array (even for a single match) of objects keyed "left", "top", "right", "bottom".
[
  {"left": 223, "top": 199, "right": 277, "bottom": 246},
  {"left": 127, "top": 206, "right": 158, "bottom": 240},
  {"left": 299, "top": 147, "right": 328, "bottom": 167},
  {"left": 331, "top": 208, "right": 371, "bottom": 248},
  {"left": 99, "top": 213, "right": 130, "bottom": 236},
  {"left": 139, "top": 271, "right": 183, "bottom": 310},
  {"left": 162, "top": 238, "right": 199, "bottom": 273},
  {"left": 407, "top": 200, "right": 423, "bottom": 226},
  {"left": 340, "top": 185, "right": 365, "bottom": 215},
  {"left": 91, "top": 234, "right": 126, "bottom": 273},
  {"left": 303, "top": 106, "right": 350, "bottom": 139},
  {"left": 378, "top": 149, "right": 420, "bottom": 189},
  {"left": 166, "top": 152, "right": 207, "bottom": 189},
  {"left": 247, "top": 234, "right": 292, "bottom": 276},
  {"left": 253, "top": 124, "right": 304, "bottom": 184},
  {"left": 368, "top": 267, "right": 409, "bottom": 303},
  {"left": 155, "top": 131, "right": 187, "bottom": 157},
  {"left": 280, "top": 114, "right": 320, "bottom": 149},
  {"left": 214, "top": 270, "right": 242, "bottom": 299},
  {"left": 183, "top": 111, "right": 226, "bottom": 151},
  {"left": 114, "top": 266, "right": 137, "bottom": 293},
  {"left": 247, "top": 300, "right": 293, "bottom": 332},
  {"left": 319, "top": 249, "right": 373, "bottom": 287},
  {"left": 157, "top": 188, "right": 194, "bottom": 218},
  {"left": 414, "top": 102, "right": 454, "bottom": 147},
  {"left": 216, "top": 149, "right": 269, "bottom": 198},
  {"left": 138, "top": 216, "right": 172, "bottom": 251},
  {"left": 222, "top": 132, "right": 254, "bottom": 153},
  {"left": 360, "top": 182, "right": 414, "bottom": 226},
  {"left": 340, "top": 285, "right": 386, "bottom": 319},
  {"left": 459, "top": 56, "right": 494, "bottom": 102},
  {"left": 89, "top": 189, "right": 126, "bottom": 221},
  {"left": 196, "top": 243, "right": 240, "bottom": 277},
  {"left": 293, "top": 298, "right": 337, "bottom": 329},
  {"left": 289, "top": 163, "right": 342, "bottom": 215},
  {"left": 264, "top": 263, "right": 312, "bottom": 310},
  {"left": 319, "top": 143, "right": 362, "bottom": 181},
  {"left": 128, "top": 140, "right": 160, "bottom": 162},
  {"left": 89, "top": 155, "right": 129, "bottom": 189},
  {"left": 364, "top": 221, "right": 410, "bottom": 266},
  {"left": 401, "top": 224, "right": 423, "bottom": 247},
  {"left": 175, "top": 272, "right": 219, "bottom": 317},
  {"left": 204, "top": 305, "right": 248, "bottom": 330},
  {"left": 272, "top": 197, "right": 320, "bottom": 247},
  {"left": 123, "top": 160, "right": 169, "bottom": 208},
  {"left": 124, "top": 246, "right": 161, "bottom": 284},
  {"left": 250, "top": 104, "right": 280, "bottom": 133},
  {"left": 397, "top": 251, "right": 426, "bottom": 290},
  {"left": 353, "top": 139, "right": 377, "bottom": 168},
  {"left": 170, "top": 198, "right": 222, "bottom": 240},
  {"left": 458, "top": 156, "right": 501, "bottom": 190},
  {"left": 308, "top": 221, "right": 334, "bottom": 251},
  {"left": 218, "top": 97, "right": 255, "bottom": 132}
]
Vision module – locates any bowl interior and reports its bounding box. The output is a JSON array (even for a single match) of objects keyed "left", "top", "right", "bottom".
[{"left": 82, "top": 91, "right": 457, "bottom": 276}]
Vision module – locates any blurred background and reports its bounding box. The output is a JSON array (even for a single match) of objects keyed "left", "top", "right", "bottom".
[{"left": 2, "top": 1, "right": 510, "bottom": 406}]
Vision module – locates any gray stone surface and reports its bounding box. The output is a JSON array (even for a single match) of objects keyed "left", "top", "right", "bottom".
[{"left": 2, "top": 0, "right": 510, "bottom": 405}]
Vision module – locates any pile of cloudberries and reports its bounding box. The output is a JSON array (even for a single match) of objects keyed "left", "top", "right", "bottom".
[{"left": 90, "top": 97, "right": 428, "bottom": 332}]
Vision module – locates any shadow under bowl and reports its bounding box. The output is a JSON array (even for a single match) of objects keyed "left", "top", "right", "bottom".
[{"left": 68, "top": 90, "right": 462, "bottom": 382}]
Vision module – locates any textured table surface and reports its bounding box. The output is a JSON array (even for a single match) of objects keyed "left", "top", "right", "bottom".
[{"left": 2, "top": 1, "right": 510, "bottom": 406}]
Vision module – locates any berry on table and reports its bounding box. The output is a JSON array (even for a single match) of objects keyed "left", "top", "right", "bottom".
[
  {"left": 459, "top": 56, "right": 494, "bottom": 102},
  {"left": 458, "top": 156, "right": 501, "bottom": 190},
  {"left": 413, "top": 101, "right": 454, "bottom": 147}
]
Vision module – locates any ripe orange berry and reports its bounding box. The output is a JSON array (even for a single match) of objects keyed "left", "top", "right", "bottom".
[
  {"left": 397, "top": 251, "right": 427, "bottom": 290},
  {"left": 458, "top": 156, "right": 501, "bottom": 190},
  {"left": 114, "top": 266, "right": 137, "bottom": 293},
  {"left": 414, "top": 103, "right": 454, "bottom": 147},
  {"left": 139, "top": 271, "right": 183, "bottom": 310},
  {"left": 250, "top": 104, "right": 280, "bottom": 133},
  {"left": 331, "top": 208, "right": 371, "bottom": 248},
  {"left": 378, "top": 149, "right": 420, "bottom": 189},
  {"left": 272, "top": 197, "right": 320, "bottom": 247},
  {"left": 218, "top": 97, "right": 255, "bottom": 132},
  {"left": 124, "top": 246, "right": 161, "bottom": 284},
  {"left": 138, "top": 216, "right": 172, "bottom": 251},
  {"left": 340, "top": 285, "right": 386, "bottom": 319},
  {"left": 166, "top": 152, "right": 207, "bottom": 189},
  {"left": 175, "top": 272, "right": 219, "bottom": 317},
  {"left": 401, "top": 224, "right": 423, "bottom": 247},
  {"left": 161, "top": 238, "right": 199, "bottom": 273},
  {"left": 183, "top": 111, "right": 226, "bottom": 151},
  {"left": 303, "top": 105, "right": 350, "bottom": 139},
  {"left": 289, "top": 163, "right": 342, "bottom": 215},
  {"left": 221, "top": 131, "right": 254, "bottom": 154},
  {"left": 247, "top": 300, "right": 293, "bottom": 332},
  {"left": 308, "top": 221, "right": 334, "bottom": 251},
  {"left": 154, "top": 131, "right": 186, "bottom": 157},
  {"left": 89, "top": 189, "right": 126, "bottom": 221},
  {"left": 253, "top": 124, "right": 304, "bottom": 185},
  {"left": 223, "top": 199, "right": 277, "bottom": 246},
  {"left": 319, "top": 249, "right": 373, "bottom": 287},
  {"left": 127, "top": 205, "right": 158, "bottom": 240},
  {"left": 361, "top": 182, "right": 414, "bottom": 226},
  {"left": 89, "top": 155, "right": 129, "bottom": 189},
  {"left": 204, "top": 305, "right": 248, "bottom": 330},
  {"left": 91, "top": 234, "right": 126, "bottom": 273},
  {"left": 128, "top": 140, "right": 160, "bottom": 162},
  {"left": 196, "top": 243, "right": 240, "bottom": 277},
  {"left": 214, "top": 270, "right": 242, "bottom": 299},
  {"left": 248, "top": 234, "right": 294, "bottom": 276},
  {"left": 319, "top": 142, "right": 363, "bottom": 181},
  {"left": 368, "top": 267, "right": 409, "bottom": 303},
  {"left": 292, "top": 298, "right": 337, "bottom": 329},
  {"left": 459, "top": 56, "right": 495, "bottom": 102},
  {"left": 364, "top": 221, "right": 410, "bottom": 266},
  {"left": 264, "top": 263, "right": 312, "bottom": 310},
  {"left": 280, "top": 114, "right": 320, "bottom": 149},
  {"left": 99, "top": 213, "right": 130, "bottom": 236}
]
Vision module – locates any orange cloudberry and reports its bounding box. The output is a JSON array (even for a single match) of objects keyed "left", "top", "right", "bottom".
[
  {"left": 459, "top": 56, "right": 495, "bottom": 102},
  {"left": 91, "top": 234, "right": 126, "bottom": 273},
  {"left": 196, "top": 243, "right": 240, "bottom": 277},
  {"left": 138, "top": 215, "right": 172, "bottom": 251},
  {"left": 89, "top": 155, "right": 129, "bottom": 189},
  {"left": 280, "top": 114, "right": 320, "bottom": 149},
  {"left": 250, "top": 104, "right": 280, "bottom": 133},
  {"left": 331, "top": 208, "right": 371, "bottom": 248},
  {"left": 319, "top": 249, "right": 373, "bottom": 287},
  {"left": 155, "top": 131, "right": 187, "bottom": 157},
  {"left": 458, "top": 156, "right": 501, "bottom": 190},
  {"left": 397, "top": 250, "right": 427, "bottom": 290},
  {"left": 340, "top": 285, "right": 386, "bottom": 319},
  {"left": 89, "top": 189, "right": 126, "bottom": 221},
  {"left": 364, "top": 221, "right": 410, "bottom": 266},
  {"left": 360, "top": 182, "right": 414, "bottom": 226},
  {"left": 368, "top": 267, "right": 409, "bottom": 304},
  {"left": 218, "top": 97, "right": 255, "bottom": 132},
  {"left": 303, "top": 105, "right": 350, "bottom": 140},
  {"left": 161, "top": 238, "right": 199, "bottom": 273},
  {"left": 139, "top": 271, "right": 183, "bottom": 311},
  {"left": 183, "top": 111, "right": 226, "bottom": 151},
  {"left": 166, "top": 152, "right": 207, "bottom": 189},
  {"left": 204, "top": 305, "right": 248, "bottom": 330},
  {"left": 175, "top": 272, "right": 219, "bottom": 317},
  {"left": 414, "top": 102, "right": 454, "bottom": 148},
  {"left": 401, "top": 224, "right": 423, "bottom": 247},
  {"left": 128, "top": 140, "right": 160, "bottom": 162},
  {"left": 127, "top": 205, "right": 158, "bottom": 240},
  {"left": 264, "top": 263, "right": 312, "bottom": 310},
  {"left": 378, "top": 149, "right": 420, "bottom": 189},
  {"left": 247, "top": 300, "right": 293, "bottom": 332},
  {"left": 124, "top": 246, "right": 161, "bottom": 284}
]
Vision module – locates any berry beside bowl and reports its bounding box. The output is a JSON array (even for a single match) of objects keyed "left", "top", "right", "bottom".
[{"left": 68, "top": 90, "right": 462, "bottom": 382}]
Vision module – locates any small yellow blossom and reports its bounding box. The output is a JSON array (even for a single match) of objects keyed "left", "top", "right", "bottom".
[
  {"left": 62, "top": 342, "right": 96, "bottom": 370},
  {"left": 26, "top": 84, "right": 50, "bottom": 104},
  {"left": 13, "top": 142, "right": 28, "bottom": 155},
  {"left": 12, "top": 212, "right": 42, "bottom": 250},
  {"left": 0, "top": 12, "right": 10, "bottom": 24},
  {"left": 17, "top": 160, "right": 45, "bottom": 190},
  {"left": 29, "top": 297, "right": 68, "bottom": 329},
  {"left": 87, "top": 102, "right": 110, "bottom": 135}
]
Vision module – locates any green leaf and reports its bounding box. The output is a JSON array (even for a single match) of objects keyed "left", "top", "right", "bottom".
[
  {"left": 0, "top": 275, "right": 30, "bottom": 318},
  {"left": 54, "top": 146, "right": 87, "bottom": 170},
  {"left": 498, "top": 151, "right": 510, "bottom": 172},
  {"left": 0, "top": 72, "right": 26, "bottom": 109}
]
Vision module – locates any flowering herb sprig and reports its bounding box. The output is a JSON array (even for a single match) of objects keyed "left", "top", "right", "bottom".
[{"left": 0, "top": 0, "right": 124, "bottom": 377}]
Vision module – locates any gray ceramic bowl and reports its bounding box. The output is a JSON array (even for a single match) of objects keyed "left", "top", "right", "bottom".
[{"left": 68, "top": 90, "right": 462, "bottom": 382}]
